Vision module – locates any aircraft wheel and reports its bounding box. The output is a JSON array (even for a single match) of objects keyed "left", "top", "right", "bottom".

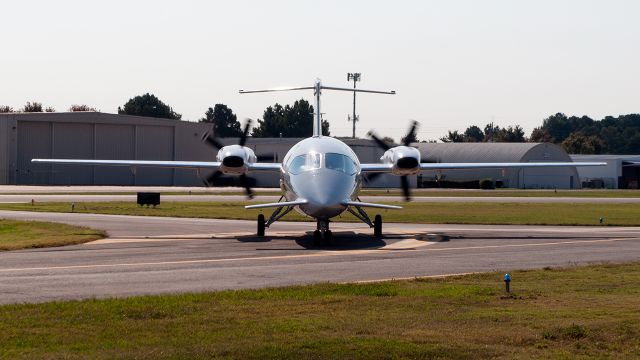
[
  {"left": 374, "top": 215, "right": 382, "bottom": 238},
  {"left": 324, "top": 230, "right": 333, "bottom": 246},
  {"left": 257, "top": 214, "right": 265, "bottom": 237},
  {"left": 313, "top": 230, "right": 322, "bottom": 246}
]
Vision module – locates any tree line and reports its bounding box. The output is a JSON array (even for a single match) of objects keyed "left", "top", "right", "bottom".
[
  {"left": 439, "top": 123, "right": 526, "bottom": 143},
  {"left": 438, "top": 113, "right": 640, "bottom": 154},
  {"left": 0, "top": 102, "right": 94, "bottom": 113}
]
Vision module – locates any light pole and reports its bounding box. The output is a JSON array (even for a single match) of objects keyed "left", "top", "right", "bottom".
[{"left": 347, "top": 72, "right": 361, "bottom": 138}]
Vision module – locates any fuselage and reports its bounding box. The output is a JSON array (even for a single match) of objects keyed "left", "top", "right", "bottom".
[{"left": 280, "top": 136, "right": 362, "bottom": 220}]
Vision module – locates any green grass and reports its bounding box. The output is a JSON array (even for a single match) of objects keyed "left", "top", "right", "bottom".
[
  {"left": 0, "top": 219, "right": 105, "bottom": 251},
  {"left": 1, "top": 262, "right": 639, "bottom": 359},
  {"left": 2, "top": 201, "right": 640, "bottom": 226}
]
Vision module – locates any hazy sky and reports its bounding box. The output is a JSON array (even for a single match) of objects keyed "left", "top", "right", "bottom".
[{"left": 1, "top": 0, "right": 638, "bottom": 141}]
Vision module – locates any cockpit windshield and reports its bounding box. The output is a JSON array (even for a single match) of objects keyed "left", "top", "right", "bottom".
[
  {"left": 288, "top": 152, "right": 322, "bottom": 175},
  {"left": 325, "top": 153, "right": 357, "bottom": 175},
  {"left": 288, "top": 152, "right": 357, "bottom": 175}
]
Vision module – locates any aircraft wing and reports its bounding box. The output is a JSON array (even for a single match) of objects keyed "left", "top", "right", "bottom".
[
  {"left": 342, "top": 201, "right": 402, "bottom": 209},
  {"left": 31, "top": 159, "right": 282, "bottom": 172},
  {"left": 360, "top": 162, "right": 606, "bottom": 172},
  {"left": 418, "top": 162, "right": 607, "bottom": 170},
  {"left": 245, "top": 199, "right": 308, "bottom": 209},
  {"left": 360, "top": 164, "right": 393, "bottom": 172}
]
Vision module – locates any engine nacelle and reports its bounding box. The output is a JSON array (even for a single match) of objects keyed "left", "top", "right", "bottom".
[
  {"left": 380, "top": 146, "right": 421, "bottom": 175},
  {"left": 216, "top": 145, "right": 257, "bottom": 175}
]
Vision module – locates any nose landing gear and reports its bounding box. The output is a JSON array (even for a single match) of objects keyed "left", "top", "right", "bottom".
[{"left": 313, "top": 219, "right": 333, "bottom": 246}]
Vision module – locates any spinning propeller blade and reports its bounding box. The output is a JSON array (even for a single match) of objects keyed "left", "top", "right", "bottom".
[
  {"left": 238, "top": 174, "right": 254, "bottom": 199},
  {"left": 238, "top": 118, "right": 252, "bottom": 147},
  {"left": 201, "top": 131, "right": 224, "bottom": 150},
  {"left": 403, "top": 120, "right": 419, "bottom": 146},
  {"left": 366, "top": 131, "right": 391, "bottom": 151},
  {"left": 203, "top": 170, "right": 223, "bottom": 187},
  {"left": 400, "top": 175, "right": 411, "bottom": 201}
]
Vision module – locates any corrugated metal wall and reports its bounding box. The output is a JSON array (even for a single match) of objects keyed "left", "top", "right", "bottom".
[
  {"left": 51, "top": 123, "right": 94, "bottom": 185},
  {"left": 17, "top": 121, "right": 52, "bottom": 184},
  {"left": 135, "top": 126, "right": 174, "bottom": 185},
  {"left": 95, "top": 124, "right": 135, "bottom": 185},
  {"left": 10, "top": 114, "right": 198, "bottom": 186}
]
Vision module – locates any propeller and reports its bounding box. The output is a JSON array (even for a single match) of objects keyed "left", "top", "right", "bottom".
[
  {"left": 200, "top": 119, "right": 256, "bottom": 199},
  {"left": 366, "top": 121, "right": 420, "bottom": 201},
  {"left": 201, "top": 131, "right": 224, "bottom": 150},
  {"left": 402, "top": 120, "right": 418, "bottom": 146}
]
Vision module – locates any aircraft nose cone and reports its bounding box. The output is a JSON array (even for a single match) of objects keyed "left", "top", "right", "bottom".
[{"left": 291, "top": 170, "right": 354, "bottom": 218}]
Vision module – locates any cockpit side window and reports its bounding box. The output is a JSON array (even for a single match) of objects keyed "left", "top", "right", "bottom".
[
  {"left": 288, "top": 155, "right": 307, "bottom": 175},
  {"left": 325, "top": 153, "right": 357, "bottom": 175}
]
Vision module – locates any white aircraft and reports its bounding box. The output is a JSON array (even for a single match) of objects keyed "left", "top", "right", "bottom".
[{"left": 33, "top": 79, "right": 606, "bottom": 245}]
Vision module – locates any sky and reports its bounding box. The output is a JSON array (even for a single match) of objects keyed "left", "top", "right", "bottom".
[{"left": 1, "top": 0, "right": 639, "bottom": 142}]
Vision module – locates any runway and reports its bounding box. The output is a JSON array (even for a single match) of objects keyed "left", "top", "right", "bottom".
[
  {"left": 2, "top": 194, "right": 640, "bottom": 204},
  {"left": 1, "top": 210, "right": 639, "bottom": 304}
]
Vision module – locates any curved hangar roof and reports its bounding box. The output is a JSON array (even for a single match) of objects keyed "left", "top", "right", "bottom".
[
  {"left": 415, "top": 142, "right": 573, "bottom": 163},
  {"left": 413, "top": 142, "right": 579, "bottom": 189}
]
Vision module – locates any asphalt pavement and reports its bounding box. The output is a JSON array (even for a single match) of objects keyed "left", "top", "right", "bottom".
[{"left": 1, "top": 210, "right": 639, "bottom": 304}]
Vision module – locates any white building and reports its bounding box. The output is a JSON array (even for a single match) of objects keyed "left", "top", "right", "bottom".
[{"left": 570, "top": 154, "right": 640, "bottom": 189}]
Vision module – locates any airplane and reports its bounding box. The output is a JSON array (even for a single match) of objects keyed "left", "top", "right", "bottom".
[{"left": 33, "top": 79, "right": 607, "bottom": 245}]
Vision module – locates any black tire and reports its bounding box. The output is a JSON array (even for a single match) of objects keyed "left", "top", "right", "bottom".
[
  {"left": 324, "top": 230, "right": 333, "bottom": 246},
  {"left": 257, "top": 214, "right": 265, "bottom": 237},
  {"left": 313, "top": 230, "right": 322, "bottom": 246},
  {"left": 374, "top": 214, "right": 382, "bottom": 238}
]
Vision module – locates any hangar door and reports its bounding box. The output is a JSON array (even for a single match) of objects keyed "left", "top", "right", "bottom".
[
  {"left": 51, "top": 123, "right": 94, "bottom": 185},
  {"left": 519, "top": 167, "right": 577, "bottom": 189},
  {"left": 17, "top": 121, "right": 52, "bottom": 184},
  {"left": 135, "top": 126, "right": 174, "bottom": 185},
  {"left": 94, "top": 124, "right": 135, "bottom": 185}
]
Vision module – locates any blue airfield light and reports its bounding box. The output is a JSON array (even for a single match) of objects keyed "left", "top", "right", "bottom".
[{"left": 504, "top": 273, "right": 511, "bottom": 293}]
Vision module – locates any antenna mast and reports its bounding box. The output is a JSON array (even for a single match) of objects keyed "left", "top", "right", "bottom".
[
  {"left": 347, "top": 72, "right": 361, "bottom": 138},
  {"left": 314, "top": 79, "right": 322, "bottom": 137}
]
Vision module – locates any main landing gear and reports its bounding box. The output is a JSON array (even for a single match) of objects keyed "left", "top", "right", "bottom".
[
  {"left": 347, "top": 203, "right": 383, "bottom": 238},
  {"left": 374, "top": 214, "right": 382, "bottom": 238},
  {"left": 257, "top": 214, "right": 265, "bottom": 237},
  {"left": 255, "top": 196, "right": 295, "bottom": 237}
]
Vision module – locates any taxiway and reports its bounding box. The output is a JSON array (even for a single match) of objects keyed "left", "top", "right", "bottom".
[{"left": 1, "top": 210, "right": 639, "bottom": 304}]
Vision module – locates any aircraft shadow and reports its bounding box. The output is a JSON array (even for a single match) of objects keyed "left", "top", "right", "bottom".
[{"left": 236, "top": 231, "right": 389, "bottom": 250}]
